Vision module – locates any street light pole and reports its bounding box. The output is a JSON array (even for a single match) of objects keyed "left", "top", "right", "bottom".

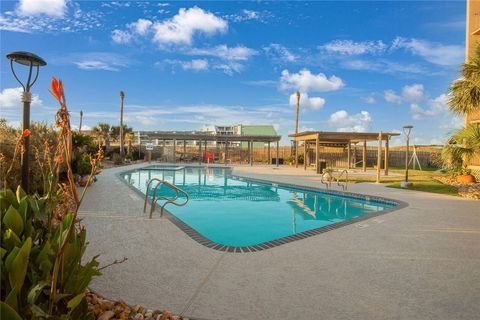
[
  {"left": 295, "top": 91, "right": 300, "bottom": 168},
  {"left": 401, "top": 125, "right": 413, "bottom": 188},
  {"left": 119, "top": 91, "right": 125, "bottom": 160},
  {"left": 6, "top": 51, "right": 46, "bottom": 192},
  {"left": 79, "top": 110, "right": 83, "bottom": 133}
]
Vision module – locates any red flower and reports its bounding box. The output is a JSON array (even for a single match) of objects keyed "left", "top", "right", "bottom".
[
  {"left": 54, "top": 155, "right": 64, "bottom": 164},
  {"left": 22, "top": 129, "right": 31, "bottom": 137},
  {"left": 51, "top": 77, "right": 64, "bottom": 102}
]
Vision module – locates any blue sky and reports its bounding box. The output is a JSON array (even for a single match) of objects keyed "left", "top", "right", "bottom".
[{"left": 0, "top": 0, "right": 466, "bottom": 145}]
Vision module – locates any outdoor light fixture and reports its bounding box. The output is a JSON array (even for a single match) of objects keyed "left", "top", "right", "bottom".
[
  {"left": 401, "top": 125, "right": 413, "bottom": 188},
  {"left": 6, "top": 51, "right": 47, "bottom": 192},
  {"left": 119, "top": 90, "right": 125, "bottom": 160}
]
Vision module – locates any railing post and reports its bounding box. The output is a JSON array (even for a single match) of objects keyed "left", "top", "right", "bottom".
[{"left": 376, "top": 131, "right": 382, "bottom": 183}]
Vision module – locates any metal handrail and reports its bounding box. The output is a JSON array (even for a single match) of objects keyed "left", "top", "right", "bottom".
[
  {"left": 335, "top": 169, "right": 349, "bottom": 191},
  {"left": 320, "top": 171, "right": 332, "bottom": 189},
  {"left": 143, "top": 178, "right": 189, "bottom": 218}
]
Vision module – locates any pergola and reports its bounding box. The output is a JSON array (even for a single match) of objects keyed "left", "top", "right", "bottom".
[
  {"left": 136, "top": 131, "right": 282, "bottom": 166},
  {"left": 289, "top": 131, "right": 400, "bottom": 175}
]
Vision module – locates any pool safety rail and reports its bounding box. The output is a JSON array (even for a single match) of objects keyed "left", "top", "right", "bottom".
[
  {"left": 321, "top": 169, "right": 349, "bottom": 191},
  {"left": 143, "top": 178, "right": 189, "bottom": 218}
]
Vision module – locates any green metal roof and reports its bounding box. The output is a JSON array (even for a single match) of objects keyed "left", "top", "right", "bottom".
[{"left": 241, "top": 125, "right": 277, "bottom": 136}]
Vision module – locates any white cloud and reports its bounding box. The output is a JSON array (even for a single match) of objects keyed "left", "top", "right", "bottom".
[
  {"left": 391, "top": 37, "right": 464, "bottom": 66},
  {"left": 328, "top": 110, "right": 372, "bottom": 132},
  {"left": 152, "top": 7, "right": 227, "bottom": 46},
  {"left": 263, "top": 43, "right": 297, "bottom": 63},
  {"left": 364, "top": 95, "right": 376, "bottom": 104},
  {"left": 341, "top": 59, "right": 426, "bottom": 74},
  {"left": 131, "top": 18, "right": 152, "bottom": 35},
  {"left": 181, "top": 59, "right": 208, "bottom": 71},
  {"left": 410, "top": 94, "right": 448, "bottom": 120},
  {"left": 213, "top": 62, "right": 244, "bottom": 75},
  {"left": 402, "top": 83, "right": 426, "bottom": 103},
  {"left": 162, "top": 58, "right": 209, "bottom": 71},
  {"left": 289, "top": 92, "right": 325, "bottom": 111},
  {"left": 384, "top": 90, "right": 402, "bottom": 104},
  {"left": 72, "top": 52, "right": 130, "bottom": 71},
  {"left": 321, "top": 40, "right": 387, "bottom": 55},
  {"left": 17, "top": 0, "right": 67, "bottom": 18},
  {"left": 279, "top": 69, "right": 344, "bottom": 92},
  {"left": 187, "top": 45, "right": 256, "bottom": 75},
  {"left": 111, "top": 29, "right": 133, "bottom": 44},
  {"left": 225, "top": 9, "right": 269, "bottom": 23},
  {"left": 189, "top": 45, "right": 257, "bottom": 61},
  {"left": 111, "top": 18, "right": 153, "bottom": 44},
  {"left": 1, "top": 2, "right": 104, "bottom": 33},
  {"left": 0, "top": 87, "right": 42, "bottom": 108}
]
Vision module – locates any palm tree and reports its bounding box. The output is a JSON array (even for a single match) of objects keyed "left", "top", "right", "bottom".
[
  {"left": 447, "top": 46, "right": 480, "bottom": 115},
  {"left": 444, "top": 45, "right": 480, "bottom": 173},
  {"left": 92, "top": 123, "right": 111, "bottom": 148},
  {"left": 442, "top": 125, "right": 480, "bottom": 172}
]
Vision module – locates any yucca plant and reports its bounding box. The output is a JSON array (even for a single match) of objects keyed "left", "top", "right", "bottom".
[{"left": 1, "top": 77, "right": 103, "bottom": 319}]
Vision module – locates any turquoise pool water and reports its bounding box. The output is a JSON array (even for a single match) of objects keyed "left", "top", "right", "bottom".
[{"left": 122, "top": 166, "right": 396, "bottom": 247}]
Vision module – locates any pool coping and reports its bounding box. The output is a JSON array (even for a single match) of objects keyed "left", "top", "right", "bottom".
[{"left": 116, "top": 164, "right": 409, "bottom": 253}]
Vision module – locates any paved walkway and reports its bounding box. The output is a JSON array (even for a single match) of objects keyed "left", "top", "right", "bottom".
[{"left": 81, "top": 163, "right": 480, "bottom": 320}]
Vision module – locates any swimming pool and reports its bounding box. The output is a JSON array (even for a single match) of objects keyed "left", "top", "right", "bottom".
[{"left": 121, "top": 166, "right": 399, "bottom": 250}]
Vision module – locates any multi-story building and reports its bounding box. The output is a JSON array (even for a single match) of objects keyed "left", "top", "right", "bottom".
[{"left": 466, "top": 0, "right": 480, "bottom": 168}]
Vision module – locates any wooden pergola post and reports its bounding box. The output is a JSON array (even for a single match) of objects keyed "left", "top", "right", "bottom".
[
  {"left": 316, "top": 133, "right": 320, "bottom": 174},
  {"left": 362, "top": 140, "right": 367, "bottom": 172},
  {"left": 183, "top": 140, "right": 186, "bottom": 162},
  {"left": 353, "top": 143, "right": 357, "bottom": 168},
  {"left": 267, "top": 141, "right": 271, "bottom": 165},
  {"left": 347, "top": 142, "right": 351, "bottom": 169},
  {"left": 376, "top": 131, "right": 382, "bottom": 183},
  {"left": 225, "top": 140, "right": 228, "bottom": 166},
  {"left": 173, "top": 139, "right": 176, "bottom": 163},
  {"left": 384, "top": 138, "right": 389, "bottom": 176},
  {"left": 250, "top": 140, "right": 254, "bottom": 166},
  {"left": 303, "top": 141, "right": 307, "bottom": 170},
  {"left": 276, "top": 141, "right": 279, "bottom": 167},
  {"left": 198, "top": 140, "right": 202, "bottom": 165},
  {"left": 295, "top": 141, "right": 299, "bottom": 168}
]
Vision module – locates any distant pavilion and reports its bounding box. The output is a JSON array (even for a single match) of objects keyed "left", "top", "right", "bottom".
[
  {"left": 289, "top": 131, "right": 401, "bottom": 175},
  {"left": 135, "top": 130, "right": 282, "bottom": 166}
]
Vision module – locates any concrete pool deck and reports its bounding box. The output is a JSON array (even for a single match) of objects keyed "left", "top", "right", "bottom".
[{"left": 80, "top": 163, "right": 480, "bottom": 320}]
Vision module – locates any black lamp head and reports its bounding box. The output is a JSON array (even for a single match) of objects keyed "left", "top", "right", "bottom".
[{"left": 6, "top": 51, "right": 47, "bottom": 67}]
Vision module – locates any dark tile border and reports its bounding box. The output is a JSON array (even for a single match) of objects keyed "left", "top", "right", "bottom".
[{"left": 116, "top": 165, "right": 409, "bottom": 253}]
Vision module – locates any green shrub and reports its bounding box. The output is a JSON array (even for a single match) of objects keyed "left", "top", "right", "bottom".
[
  {"left": 76, "top": 154, "right": 92, "bottom": 176},
  {"left": 72, "top": 132, "right": 97, "bottom": 155},
  {"left": 112, "top": 153, "right": 122, "bottom": 165},
  {"left": 0, "top": 120, "right": 57, "bottom": 194}
]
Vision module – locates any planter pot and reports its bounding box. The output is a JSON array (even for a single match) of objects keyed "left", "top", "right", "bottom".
[
  {"left": 400, "top": 181, "right": 413, "bottom": 188},
  {"left": 456, "top": 174, "right": 477, "bottom": 184}
]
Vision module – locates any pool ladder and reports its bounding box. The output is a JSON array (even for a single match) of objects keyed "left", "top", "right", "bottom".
[
  {"left": 321, "top": 169, "right": 349, "bottom": 191},
  {"left": 143, "top": 178, "right": 189, "bottom": 219}
]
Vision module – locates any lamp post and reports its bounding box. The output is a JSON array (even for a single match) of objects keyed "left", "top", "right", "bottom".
[
  {"left": 119, "top": 91, "right": 125, "bottom": 160},
  {"left": 6, "top": 51, "right": 46, "bottom": 192},
  {"left": 294, "top": 91, "right": 300, "bottom": 168},
  {"left": 79, "top": 110, "right": 83, "bottom": 133},
  {"left": 401, "top": 125, "right": 413, "bottom": 188}
]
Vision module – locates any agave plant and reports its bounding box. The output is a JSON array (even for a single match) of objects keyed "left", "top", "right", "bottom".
[{"left": 1, "top": 77, "right": 103, "bottom": 319}]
